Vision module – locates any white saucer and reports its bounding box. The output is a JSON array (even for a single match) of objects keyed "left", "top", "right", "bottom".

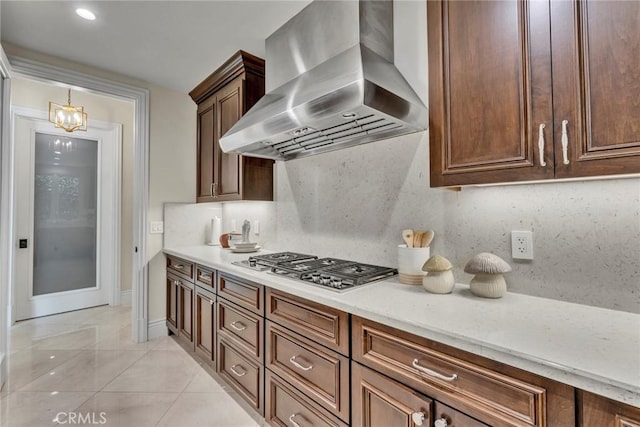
[
  {"left": 230, "top": 246, "right": 261, "bottom": 253},
  {"left": 232, "top": 242, "right": 259, "bottom": 249}
]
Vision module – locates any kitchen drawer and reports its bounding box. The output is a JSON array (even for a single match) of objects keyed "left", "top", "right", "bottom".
[
  {"left": 434, "top": 400, "right": 489, "bottom": 427},
  {"left": 217, "top": 272, "right": 263, "bottom": 315},
  {"left": 166, "top": 255, "right": 194, "bottom": 282},
  {"left": 217, "top": 336, "right": 264, "bottom": 414},
  {"left": 266, "top": 370, "right": 348, "bottom": 427},
  {"left": 266, "top": 288, "right": 349, "bottom": 356},
  {"left": 217, "top": 298, "right": 263, "bottom": 360},
  {"left": 266, "top": 321, "right": 350, "bottom": 422},
  {"left": 353, "top": 316, "right": 551, "bottom": 427},
  {"left": 195, "top": 265, "right": 215, "bottom": 289},
  {"left": 352, "top": 362, "right": 433, "bottom": 427}
]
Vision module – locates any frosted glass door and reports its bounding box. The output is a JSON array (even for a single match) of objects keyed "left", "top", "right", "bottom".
[{"left": 33, "top": 133, "right": 97, "bottom": 296}]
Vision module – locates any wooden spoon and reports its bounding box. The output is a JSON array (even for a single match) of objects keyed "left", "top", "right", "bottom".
[
  {"left": 421, "top": 230, "right": 435, "bottom": 248},
  {"left": 413, "top": 231, "right": 424, "bottom": 248},
  {"left": 402, "top": 229, "right": 414, "bottom": 248}
]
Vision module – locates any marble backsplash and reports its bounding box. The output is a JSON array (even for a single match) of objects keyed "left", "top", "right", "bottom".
[
  {"left": 164, "top": 201, "right": 277, "bottom": 248},
  {"left": 163, "top": 132, "right": 639, "bottom": 313},
  {"left": 271, "top": 132, "right": 640, "bottom": 314}
]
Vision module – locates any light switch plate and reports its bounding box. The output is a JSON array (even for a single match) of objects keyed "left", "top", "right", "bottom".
[{"left": 150, "top": 221, "right": 164, "bottom": 234}]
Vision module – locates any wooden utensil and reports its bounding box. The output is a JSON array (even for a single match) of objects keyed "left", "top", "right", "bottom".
[
  {"left": 421, "top": 230, "right": 435, "bottom": 248},
  {"left": 402, "top": 229, "right": 414, "bottom": 248},
  {"left": 413, "top": 231, "right": 424, "bottom": 248}
]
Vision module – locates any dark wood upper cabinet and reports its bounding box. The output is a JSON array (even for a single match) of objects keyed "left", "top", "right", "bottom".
[
  {"left": 551, "top": 0, "right": 640, "bottom": 178},
  {"left": 190, "top": 50, "right": 273, "bottom": 202},
  {"left": 429, "top": 0, "right": 640, "bottom": 187}
]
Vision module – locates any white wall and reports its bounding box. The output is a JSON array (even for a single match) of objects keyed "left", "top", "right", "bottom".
[{"left": 10, "top": 77, "right": 135, "bottom": 293}]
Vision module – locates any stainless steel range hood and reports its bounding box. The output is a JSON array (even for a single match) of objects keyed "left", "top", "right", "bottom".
[{"left": 219, "top": 0, "right": 427, "bottom": 161}]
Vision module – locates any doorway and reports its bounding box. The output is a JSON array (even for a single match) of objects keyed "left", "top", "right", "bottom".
[{"left": 12, "top": 109, "right": 121, "bottom": 320}]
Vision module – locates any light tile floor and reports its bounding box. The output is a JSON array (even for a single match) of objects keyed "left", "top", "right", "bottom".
[{"left": 0, "top": 304, "right": 265, "bottom": 427}]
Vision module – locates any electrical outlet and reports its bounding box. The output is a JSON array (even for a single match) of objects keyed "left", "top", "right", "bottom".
[
  {"left": 511, "top": 230, "right": 533, "bottom": 260},
  {"left": 253, "top": 220, "right": 260, "bottom": 235},
  {"left": 150, "top": 221, "right": 164, "bottom": 234},
  {"left": 231, "top": 219, "right": 237, "bottom": 232}
]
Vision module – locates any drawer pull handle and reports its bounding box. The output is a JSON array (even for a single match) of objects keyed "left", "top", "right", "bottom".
[
  {"left": 198, "top": 273, "right": 211, "bottom": 280},
  {"left": 561, "top": 119, "right": 570, "bottom": 165},
  {"left": 230, "top": 321, "right": 247, "bottom": 331},
  {"left": 537, "top": 123, "right": 546, "bottom": 167},
  {"left": 230, "top": 364, "right": 246, "bottom": 377},
  {"left": 434, "top": 419, "right": 448, "bottom": 427},
  {"left": 411, "top": 411, "right": 426, "bottom": 426},
  {"left": 288, "top": 413, "right": 305, "bottom": 427},
  {"left": 173, "top": 264, "right": 184, "bottom": 270},
  {"left": 412, "top": 359, "right": 458, "bottom": 382},
  {"left": 289, "top": 356, "right": 313, "bottom": 371}
]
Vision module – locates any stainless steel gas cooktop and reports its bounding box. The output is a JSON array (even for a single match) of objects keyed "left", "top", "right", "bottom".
[{"left": 232, "top": 252, "right": 397, "bottom": 292}]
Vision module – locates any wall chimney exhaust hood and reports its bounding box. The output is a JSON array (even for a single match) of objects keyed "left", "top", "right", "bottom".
[{"left": 219, "top": 0, "right": 428, "bottom": 161}]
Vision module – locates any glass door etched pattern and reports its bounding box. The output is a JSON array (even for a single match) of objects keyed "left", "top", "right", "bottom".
[{"left": 33, "top": 133, "right": 98, "bottom": 296}]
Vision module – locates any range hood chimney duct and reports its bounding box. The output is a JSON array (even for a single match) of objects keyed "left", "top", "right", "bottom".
[{"left": 219, "top": 0, "right": 427, "bottom": 161}]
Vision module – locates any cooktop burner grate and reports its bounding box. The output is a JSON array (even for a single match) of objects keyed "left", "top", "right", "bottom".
[{"left": 232, "top": 252, "right": 397, "bottom": 291}]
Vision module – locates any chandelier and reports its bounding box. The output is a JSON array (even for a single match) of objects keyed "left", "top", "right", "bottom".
[{"left": 48, "top": 89, "right": 87, "bottom": 132}]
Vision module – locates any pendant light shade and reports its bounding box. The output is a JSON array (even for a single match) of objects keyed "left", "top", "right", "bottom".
[{"left": 48, "top": 89, "right": 88, "bottom": 132}]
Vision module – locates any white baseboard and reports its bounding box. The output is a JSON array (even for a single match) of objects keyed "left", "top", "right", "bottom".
[
  {"left": 120, "top": 290, "right": 132, "bottom": 305},
  {"left": 0, "top": 352, "right": 6, "bottom": 391},
  {"left": 147, "top": 318, "right": 167, "bottom": 340}
]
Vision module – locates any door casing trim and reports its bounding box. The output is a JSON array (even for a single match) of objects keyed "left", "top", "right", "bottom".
[{"left": 5, "top": 56, "right": 149, "bottom": 343}]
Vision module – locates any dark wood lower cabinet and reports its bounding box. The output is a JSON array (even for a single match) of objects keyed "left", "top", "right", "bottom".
[
  {"left": 177, "top": 279, "right": 194, "bottom": 346},
  {"left": 266, "top": 370, "right": 348, "bottom": 427},
  {"left": 433, "top": 400, "right": 489, "bottom": 427},
  {"left": 218, "top": 335, "right": 264, "bottom": 414},
  {"left": 194, "top": 286, "right": 215, "bottom": 365},
  {"left": 352, "top": 362, "right": 433, "bottom": 427},
  {"left": 266, "top": 321, "right": 350, "bottom": 422},
  {"left": 165, "top": 258, "right": 635, "bottom": 427},
  {"left": 579, "top": 391, "right": 640, "bottom": 427},
  {"left": 166, "top": 273, "right": 179, "bottom": 335}
]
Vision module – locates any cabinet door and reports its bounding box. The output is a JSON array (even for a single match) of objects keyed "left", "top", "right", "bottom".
[
  {"left": 166, "top": 274, "right": 178, "bottom": 334},
  {"left": 178, "top": 280, "right": 194, "bottom": 345},
  {"left": 195, "top": 287, "right": 215, "bottom": 365},
  {"left": 214, "top": 76, "right": 244, "bottom": 201},
  {"left": 352, "top": 362, "right": 432, "bottom": 427},
  {"left": 433, "top": 401, "right": 489, "bottom": 427},
  {"left": 428, "top": 0, "right": 554, "bottom": 187},
  {"left": 196, "top": 95, "right": 216, "bottom": 202},
  {"left": 579, "top": 391, "right": 640, "bottom": 427},
  {"left": 551, "top": 0, "right": 640, "bottom": 178}
]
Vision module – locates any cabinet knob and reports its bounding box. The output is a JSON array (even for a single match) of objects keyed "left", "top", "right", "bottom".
[
  {"left": 434, "top": 419, "right": 448, "bottom": 427},
  {"left": 538, "top": 123, "right": 546, "bottom": 167},
  {"left": 411, "top": 411, "right": 425, "bottom": 426},
  {"left": 561, "top": 119, "right": 570, "bottom": 165}
]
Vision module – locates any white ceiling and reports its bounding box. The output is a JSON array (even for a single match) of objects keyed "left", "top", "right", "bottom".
[{"left": 1, "top": 1, "right": 312, "bottom": 93}]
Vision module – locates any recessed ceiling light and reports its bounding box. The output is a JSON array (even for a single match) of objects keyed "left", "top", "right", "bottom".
[{"left": 76, "top": 8, "right": 96, "bottom": 21}]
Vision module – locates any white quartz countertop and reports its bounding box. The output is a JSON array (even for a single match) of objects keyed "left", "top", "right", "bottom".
[{"left": 163, "top": 245, "right": 640, "bottom": 407}]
